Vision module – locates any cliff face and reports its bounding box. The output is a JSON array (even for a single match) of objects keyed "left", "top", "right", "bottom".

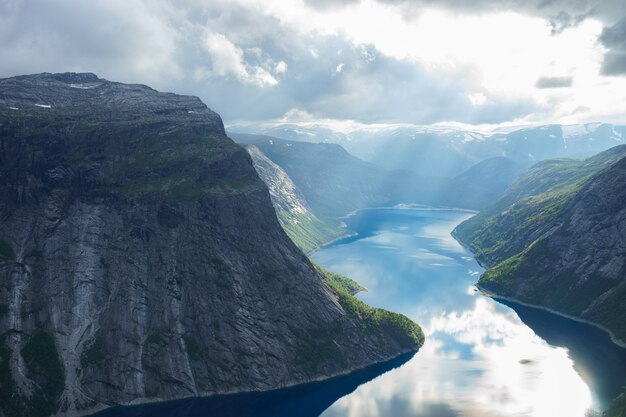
[
  {"left": 454, "top": 146, "right": 626, "bottom": 343},
  {"left": 0, "top": 73, "right": 422, "bottom": 417},
  {"left": 231, "top": 133, "right": 390, "bottom": 220},
  {"left": 245, "top": 145, "right": 343, "bottom": 253}
]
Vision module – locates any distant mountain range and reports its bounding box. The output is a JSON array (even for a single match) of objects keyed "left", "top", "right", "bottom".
[
  {"left": 232, "top": 133, "right": 528, "bottom": 254},
  {"left": 229, "top": 122, "right": 626, "bottom": 178}
]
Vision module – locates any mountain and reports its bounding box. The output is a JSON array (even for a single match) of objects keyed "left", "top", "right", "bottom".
[
  {"left": 231, "top": 133, "right": 391, "bottom": 221},
  {"left": 233, "top": 134, "right": 526, "bottom": 251},
  {"left": 454, "top": 145, "right": 626, "bottom": 344},
  {"left": 230, "top": 122, "right": 626, "bottom": 178},
  {"left": 453, "top": 156, "right": 527, "bottom": 203},
  {"left": 233, "top": 133, "right": 525, "bottom": 231},
  {"left": 0, "top": 73, "right": 423, "bottom": 417},
  {"left": 365, "top": 132, "right": 479, "bottom": 177},
  {"left": 245, "top": 145, "right": 343, "bottom": 253}
]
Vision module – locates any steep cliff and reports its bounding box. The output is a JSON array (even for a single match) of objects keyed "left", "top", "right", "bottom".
[
  {"left": 232, "top": 133, "right": 390, "bottom": 220},
  {"left": 454, "top": 146, "right": 626, "bottom": 343},
  {"left": 245, "top": 145, "right": 343, "bottom": 253},
  {"left": 0, "top": 73, "right": 423, "bottom": 417}
]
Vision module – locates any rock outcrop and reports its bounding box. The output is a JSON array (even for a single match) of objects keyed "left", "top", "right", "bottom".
[{"left": 0, "top": 73, "right": 423, "bottom": 417}]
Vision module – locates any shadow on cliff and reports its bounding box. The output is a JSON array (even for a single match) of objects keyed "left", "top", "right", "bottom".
[{"left": 90, "top": 352, "right": 415, "bottom": 417}]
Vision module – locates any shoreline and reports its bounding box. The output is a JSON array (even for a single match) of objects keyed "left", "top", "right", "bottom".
[
  {"left": 309, "top": 204, "right": 477, "bottom": 255},
  {"left": 78, "top": 348, "right": 418, "bottom": 417},
  {"left": 451, "top": 228, "right": 626, "bottom": 348},
  {"left": 305, "top": 230, "right": 358, "bottom": 255},
  {"left": 479, "top": 287, "right": 626, "bottom": 349},
  {"left": 81, "top": 207, "right": 426, "bottom": 417},
  {"left": 339, "top": 204, "right": 478, "bottom": 220}
]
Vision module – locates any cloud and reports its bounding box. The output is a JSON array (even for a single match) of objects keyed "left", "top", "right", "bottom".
[
  {"left": 535, "top": 76, "right": 573, "bottom": 88},
  {"left": 305, "top": 0, "right": 359, "bottom": 10},
  {"left": 548, "top": 10, "right": 593, "bottom": 35},
  {"left": 0, "top": 0, "right": 625, "bottom": 126},
  {"left": 302, "top": 0, "right": 626, "bottom": 77},
  {"left": 0, "top": 0, "right": 182, "bottom": 85},
  {"left": 601, "top": 53, "right": 626, "bottom": 76},
  {"left": 277, "top": 39, "right": 536, "bottom": 124},
  {"left": 201, "top": 32, "right": 278, "bottom": 87},
  {"left": 600, "top": 18, "right": 626, "bottom": 75},
  {"left": 275, "top": 61, "right": 288, "bottom": 74}
]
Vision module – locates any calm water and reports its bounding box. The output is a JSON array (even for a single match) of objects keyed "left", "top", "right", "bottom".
[{"left": 93, "top": 208, "right": 626, "bottom": 417}]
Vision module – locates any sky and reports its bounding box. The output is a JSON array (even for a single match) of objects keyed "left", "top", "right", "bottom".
[{"left": 1, "top": 0, "right": 626, "bottom": 129}]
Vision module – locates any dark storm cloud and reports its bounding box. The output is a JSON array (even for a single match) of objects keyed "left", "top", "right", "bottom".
[
  {"left": 535, "top": 76, "right": 573, "bottom": 88},
  {"left": 601, "top": 53, "right": 626, "bottom": 76},
  {"left": 600, "top": 18, "right": 626, "bottom": 75}
]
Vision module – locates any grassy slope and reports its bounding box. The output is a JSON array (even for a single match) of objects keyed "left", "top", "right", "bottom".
[
  {"left": 277, "top": 209, "right": 344, "bottom": 254},
  {"left": 312, "top": 263, "right": 366, "bottom": 295},
  {"left": 316, "top": 266, "right": 424, "bottom": 351}
]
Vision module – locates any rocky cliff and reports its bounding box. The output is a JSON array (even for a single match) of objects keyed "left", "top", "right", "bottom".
[
  {"left": 454, "top": 146, "right": 626, "bottom": 344},
  {"left": 245, "top": 145, "right": 343, "bottom": 253},
  {"left": 0, "top": 73, "right": 423, "bottom": 417}
]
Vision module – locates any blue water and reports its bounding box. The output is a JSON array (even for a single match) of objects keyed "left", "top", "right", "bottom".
[{"left": 92, "top": 208, "right": 626, "bottom": 417}]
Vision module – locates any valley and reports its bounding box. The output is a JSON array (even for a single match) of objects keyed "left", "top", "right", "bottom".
[
  {"left": 1, "top": 72, "right": 625, "bottom": 417},
  {"left": 4, "top": 2, "right": 626, "bottom": 416}
]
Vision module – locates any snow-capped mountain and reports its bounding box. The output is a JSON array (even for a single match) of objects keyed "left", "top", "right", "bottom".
[{"left": 228, "top": 122, "right": 626, "bottom": 177}]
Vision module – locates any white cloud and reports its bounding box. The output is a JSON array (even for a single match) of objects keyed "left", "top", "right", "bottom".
[
  {"left": 240, "top": 0, "right": 626, "bottom": 125},
  {"left": 468, "top": 93, "right": 487, "bottom": 106},
  {"left": 1, "top": 0, "right": 625, "bottom": 125},
  {"left": 275, "top": 60, "right": 288, "bottom": 73},
  {"left": 203, "top": 32, "right": 278, "bottom": 87}
]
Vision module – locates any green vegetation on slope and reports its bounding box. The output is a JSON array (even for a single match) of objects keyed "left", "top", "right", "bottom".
[
  {"left": 278, "top": 210, "right": 344, "bottom": 254},
  {"left": 1, "top": 105, "right": 261, "bottom": 205},
  {"left": 293, "top": 265, "right": 424, "bottom": 374},
  {"left": 312, "top": 263, "right": 365, "bottom": 295},
  {"left": 455, "top": 146, "right": 626, "bottom": 344},
  {"left": 318, "top": 267, "right": 424, "bottom": 349},
  {"left": 585, "top": 281, "right": 626, "bottom": 342},
  {"left": 456, "top": 145, "right": 626, "bottom": 264},
  {"left": 461, "top": 189, "right": 574, "bottom": 266},
  {"left": 478, "top": 250, "right": 525, "bottom": 295}
]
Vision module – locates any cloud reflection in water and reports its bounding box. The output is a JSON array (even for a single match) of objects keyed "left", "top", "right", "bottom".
[
  {"left": 322, "top": 297, "right": 592, "bottom": 417},
  {"left": 314, "top": 209, "right": 594, "bottom": 417}
]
